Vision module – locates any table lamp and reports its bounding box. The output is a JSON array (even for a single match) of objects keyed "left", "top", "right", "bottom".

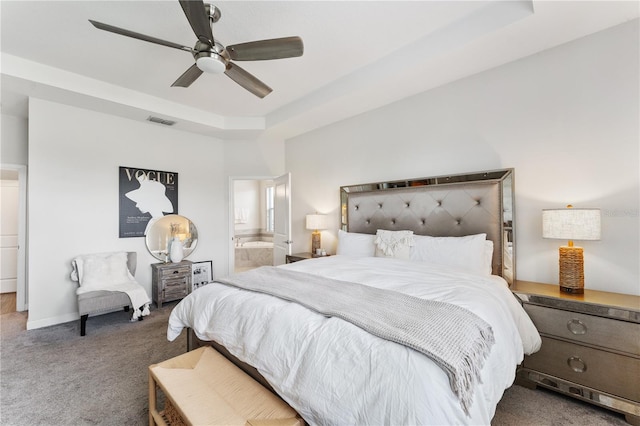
[
  {"left": 306, "top": 213, "right": 328, "bottom": 255},
  {"left": 542, "top": 205, "right": 601, "bottom": 294}
]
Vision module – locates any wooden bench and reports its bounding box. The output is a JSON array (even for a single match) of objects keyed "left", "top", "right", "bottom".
[{"left": 149, "top": 347, "right": 303, "bottom": 426}]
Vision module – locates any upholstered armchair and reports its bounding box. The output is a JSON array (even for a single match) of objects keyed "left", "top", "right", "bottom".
[{"left": 71, "top": 251, "right": 150, "bottom": 336}]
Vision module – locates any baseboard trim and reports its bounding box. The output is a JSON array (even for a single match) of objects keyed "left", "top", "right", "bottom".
[
  {"left": 1, "top": 279, "right": 17, "bottom": 293},
  {"left": 27, "top": 312, "right": 79, "bottom": 330}
]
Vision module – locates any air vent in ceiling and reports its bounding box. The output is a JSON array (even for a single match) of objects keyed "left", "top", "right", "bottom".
[{"left": 146, "top": 116, "right": 176, "bottom": 126}]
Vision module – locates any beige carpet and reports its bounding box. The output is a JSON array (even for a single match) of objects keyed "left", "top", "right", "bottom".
[{"left": 0, "top": 305, "right": 630, "bottom": 425}]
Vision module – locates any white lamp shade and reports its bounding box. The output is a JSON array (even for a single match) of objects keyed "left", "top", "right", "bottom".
[
  {"left": 542, "top": 208, "right": 601, "bottom": 240},
  {"left": 306, "top": 214, "right": 328, "bottom": 231}
]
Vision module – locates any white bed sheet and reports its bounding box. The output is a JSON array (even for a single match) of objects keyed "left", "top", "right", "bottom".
[{"left": 168, "top": 256, "right": 541, "bottom": 425}]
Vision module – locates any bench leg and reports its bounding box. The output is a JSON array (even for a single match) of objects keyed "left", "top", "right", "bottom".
[
  {"left": 149, "top": 369, "right": 158, "bottom": 426},
  {"left": 80, "top": 314, "right": 88, "bottom": 336}
]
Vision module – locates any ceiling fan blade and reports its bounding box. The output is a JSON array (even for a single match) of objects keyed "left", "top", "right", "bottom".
[
  {"left": 227, "top": 36, "right": 304, "bottom": 61},
  {"left": 225, "top": 63, "right": 272, "bottom": 98},
  {"left": 89, "top": 20, "right": 192, "bottom": 52},
  {"left": 171, "top": 64, "right": 204, "bottom": 87},
  {"left": 179, "top": 0, "right": 214, "bottom": 46}
]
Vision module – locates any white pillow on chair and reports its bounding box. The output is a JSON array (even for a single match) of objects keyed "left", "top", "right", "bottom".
[{"left": 74, "top": 252, "right": 135, "bottom": 291}]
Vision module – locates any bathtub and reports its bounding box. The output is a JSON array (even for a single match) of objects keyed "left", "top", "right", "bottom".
[
  {"left": 240, "top": 241, "right": 273, "bottom": 248},
  {"left": 235, "top": 240, "right": 273, "bottom": 270}
]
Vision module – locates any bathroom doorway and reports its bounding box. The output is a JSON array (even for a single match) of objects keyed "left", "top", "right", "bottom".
[{"left": 229, "top": 174, "right": 291, "bottom": 273}]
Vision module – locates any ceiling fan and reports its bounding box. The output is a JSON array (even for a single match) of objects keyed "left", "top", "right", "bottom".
[{"left": 89, "top": 0, "right": 303, "bottom": 98}]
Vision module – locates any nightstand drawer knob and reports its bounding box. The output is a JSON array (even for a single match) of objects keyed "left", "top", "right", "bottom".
[
  {"left": 567, "top": 319, "right": 587, "bottom": 335},
  {"left": 567, "top": 356, "right": 587, "bottom": 373}
]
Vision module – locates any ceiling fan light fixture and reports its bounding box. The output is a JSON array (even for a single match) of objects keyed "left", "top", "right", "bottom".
[{"left": 196, "top": 52, "right": 226, "bottom": 74}]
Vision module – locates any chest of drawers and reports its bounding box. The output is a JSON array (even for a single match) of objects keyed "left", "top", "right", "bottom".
[
  {"left": 151, "top": 261, "right": 192, "bottom": 308},
  {"left": 512, "top": 281, "right": 640, "bottom": 425}
]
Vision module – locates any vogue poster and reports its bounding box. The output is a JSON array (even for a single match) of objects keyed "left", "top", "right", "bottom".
[{"left": 119, "top": 166, "right": 178, "bottom": 238}]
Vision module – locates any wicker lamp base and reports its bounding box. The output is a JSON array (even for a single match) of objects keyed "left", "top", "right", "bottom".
[
  {"left": 559, "top": 246, "right": 584, "bottom": 294},
  {"left": 311, "top": 231, "right": 321, "bottom": 255}
]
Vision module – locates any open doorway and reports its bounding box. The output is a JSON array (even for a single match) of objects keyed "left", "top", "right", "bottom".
[
  {"left": 229, "top": 174, "right": 291, "bottom": 273},
  {"left": 0, "top": 164, "right": 27, "bottom": 313},
  {"left": 231, "top": 178, "right": 275, "bottom": 273}
]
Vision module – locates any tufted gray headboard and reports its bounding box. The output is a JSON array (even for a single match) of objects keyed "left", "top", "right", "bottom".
[{"left": 340, "top": 169, "right": 515, "bottom": 283}]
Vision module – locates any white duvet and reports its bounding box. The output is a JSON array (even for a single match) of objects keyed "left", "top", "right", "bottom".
[{"left": 168, "top": 256, "right": 541, "bottom": 425}]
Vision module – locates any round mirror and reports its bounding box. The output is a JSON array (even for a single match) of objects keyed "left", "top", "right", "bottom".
[{"left": 145, "top": 214, "right": 198, "bottom": 262}]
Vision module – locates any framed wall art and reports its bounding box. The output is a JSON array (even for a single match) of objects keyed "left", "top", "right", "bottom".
[
  {"left": 119, "top": 166, "right": 178, "bottom": 238},
  {"left": 192, "top": 260, "right": 214, "bottom": 291}
]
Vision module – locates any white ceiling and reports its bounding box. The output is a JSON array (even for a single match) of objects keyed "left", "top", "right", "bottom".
[{"left": 1, "top": 1, "right": 638, "bottom": 140}]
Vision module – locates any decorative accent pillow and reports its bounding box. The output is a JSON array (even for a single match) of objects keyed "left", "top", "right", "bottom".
[
  {"left": 74, "top": 252, "right": 135, "bottom": 290},
  {"left": 410, "top": 233, "right": 491, "bottom": 275},
  {"left": 374, "top": 230, "right": 414, "bottom": 260},
  {"left": 336, "top": 230, "right": 376, "bottom": 257}
]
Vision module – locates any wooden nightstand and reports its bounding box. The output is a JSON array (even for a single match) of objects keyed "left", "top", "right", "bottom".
[
  {"left": 512, "top": 280, "right": 640, "bottom": 425},
  {"left": 151, "top": 261, "right": 192, "bottom": 308},
  {"left": 286, "top": 252, "right": 313, "bottom": 263},
  {"left": 286, "top": 252, "right": 330, "bottom": 263}
]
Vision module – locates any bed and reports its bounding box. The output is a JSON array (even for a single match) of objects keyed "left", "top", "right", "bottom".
[{"left": 167, "top": 168, "right": 541, "bottom": 425}]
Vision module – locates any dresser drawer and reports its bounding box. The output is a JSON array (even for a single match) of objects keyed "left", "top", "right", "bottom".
[
  {"left": 524, "top": 304, "right": 640, "bottom": 356},
  {"left": 163, "top": 288, "right": 188, "bottom": 300},
  {"left": 163, "top": 288, "right": 188, "bottom": 301},
  {"left": 160, "top": 265, "right": 191, "bottom": 278},
  {"left": 162, "top": 277, "right": 187, "bottom": 293},
  {"left": 524, "top": 336, "right": 640, "bottom": 402}
]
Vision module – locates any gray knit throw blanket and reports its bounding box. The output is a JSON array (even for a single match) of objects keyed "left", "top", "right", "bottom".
[{"left": 218, "top": 266, "right": 495, "bottom": 414}]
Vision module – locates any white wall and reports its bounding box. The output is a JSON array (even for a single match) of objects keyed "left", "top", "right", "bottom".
[
  {"left": 234, "top": 180, "right": 262, "bottom": 232},
  {"left": 1, "top": 113, "right": 28, "bottom": 165},
  {"left": 223, "top": 135, "right": 285, "bottom": 178},
  {"left": 27, "top": 99, "right": 228, "bottom": 329},
  {"left": 285, "top": 20, "right": 639, "bottom": 296},
  {"left": 10, "top": 19, "right": 640, "bottom": 329}
]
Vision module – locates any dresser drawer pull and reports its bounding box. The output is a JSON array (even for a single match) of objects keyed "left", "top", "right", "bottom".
[
  {"left": 567, "top": 356, "right": 587, "bottom": 373},
  {"left": 566, "top": 319, "right": 587, "bottom": 335}
]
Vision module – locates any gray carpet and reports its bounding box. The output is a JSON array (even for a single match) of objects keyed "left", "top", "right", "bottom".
[
  {"left": 1, "top": 303, "right": 185, "bottom": 425},
  {"left": 0, "top": 305, "right": 629, "bottom": 425}
]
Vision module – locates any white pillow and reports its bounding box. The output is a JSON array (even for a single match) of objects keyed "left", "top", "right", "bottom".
[
  {"left": 74, "top": 252, "right": 134, "bottom": 290},
  {"left": 410, "top": 233, "right": 491, "bottom": 275},
  {"left": 374, "top": 229, "right": 414, "bottom": 260},
  {"left": 483, "top": 240, "right": 494, "bottom": 275},
  {"left": 336, "top": 230, "right": 376, "bottom": 257}
]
